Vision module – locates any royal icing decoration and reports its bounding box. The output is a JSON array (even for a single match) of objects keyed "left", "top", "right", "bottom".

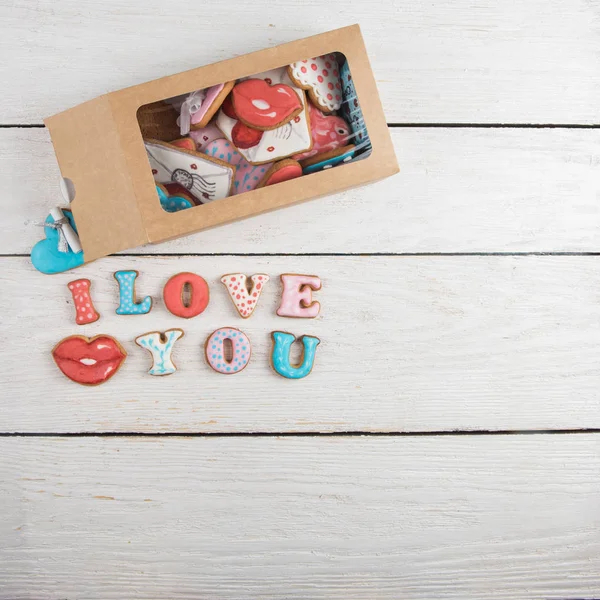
[
  {"left": 52, "top": 335, "right": 127, "bottom": 386},
  {"left": 114, "top": 270, "right": 152, "bottom": 315},
  {"left": 301, "top": 145, "right": 356, "bottom": 175},
  {"left": 156, "top": 185, "right": 194, "bottom": 212},
  {"left": 232, "top": 79, "right": 302, "bottom": 130},
  {"left": 220, "top": 273, "right": 269, "bottom": 318},
  {"left": 204, "top": 139, "right": 273, "bottom": 194},
  {"left": 68, "top": 278, "right": 100, "bottom": 325},
  {"left": 174, "top": 82, "right": 234, "bottom": 135},
  {"left": 163, "top": 272, "right": 210, "bottom": 319},
  {"left": 258, "top": 159, "right": 302, "bottom": 187},
  {"left": 288, "top": 54, "right": 342, "bottom": 113},
  {"left": 340, "top": 60, "right": 371, "bottom": 156},
  {"left": 189, "top": 122, "right": 226, "bottom": 151},
  {"left": 135, "top": 329, "right": 185, "bottom": 376},
  {"left": 293, "top": 104, "right": 351, "bottom": 161},
  {"left": 145, "top": 139, "right": 235, "bottom": 203},
  {"left": 276, "top": 274, "right": 321, "bottom": 318},
  {"left": 31, "top": 209, "right": 84, "bottom": 275},
  {"left": 205, "top": 327, "right": 251, "bottom": 374},
  {"left": 216, "top": 67, "right": 312, "bottom": 164},
  {"left": 270, "top": 331, "right": 320, "bottom": 379}
]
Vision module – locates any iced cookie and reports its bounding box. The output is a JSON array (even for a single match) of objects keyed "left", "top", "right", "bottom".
[
  {"left": 135, "top": 329, "right": 185, "bottom": 376},
  {"left": 293, "top": 104, "right": 350, "bottom": 161},
  {"left": 288, "top": 54, "right": 342, "bottom": 113},
  {"left": 163, "top": 272, "right": 210, "bottom": 319},
  {"left": 114, "top": 270, "right": 153, "bottom": 315},
  {"left": 216, "top": 67, "right": 312, "bottom": 164},
  {"left": 301, "top": 145, "right": 356, "bottom": 175},
  {"left": 257, "top": 159, "right": 303, "bottom": 188},
  {"left": 205, "top": 327, "right": 251, "bottom": 374},
  {"left": 276, "top": 274, "right": 321, "bottom": 318},
  {"left": 231, "top": 79, "right": 303, "bottom": 131},
  {"left": 188, "top": 122, "right": 223, "bottom": 151},
  {"left": 270, "top": 331, "right": 320, "bottom": 379},
  {"left": 145, "top": 139, "right": 235, "bottom": 203},
  {"left": 68, "top": 278, "right": 100, "bottom": 325},
  {"left": 220, "top": 273, "right": 269, "bottom": 318},
  {"left": 52, "top": 335, "right": 127, "bottom": 386},
  {"left": 156, "top": 184, "right": 194, "bottom": 213},
  {"left": 204, "top": 138, "right": 273, "bottom": 195},
  {"left": 174, "top": 82, "right": 235, "bottom": 135},
  {"left": 340, "top": 60, "right": 371, "bottom": 157}
]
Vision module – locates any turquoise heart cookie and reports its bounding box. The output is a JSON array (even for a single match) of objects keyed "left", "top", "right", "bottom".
[{"left": 31, "top": 210, "right": 85, "bottom": 274}]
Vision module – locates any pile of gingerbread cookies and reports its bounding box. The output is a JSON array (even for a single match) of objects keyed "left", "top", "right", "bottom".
[{"left": 142, "top": 54, "right": 371, "bottom": 211}]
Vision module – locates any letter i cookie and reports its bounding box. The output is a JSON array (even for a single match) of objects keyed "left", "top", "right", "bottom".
[
  {"left": 220, "top": 273, "right": 269, "bottom": 318},
  {"left": 68, "top": 278, "right": 100, "bottom": 325}
]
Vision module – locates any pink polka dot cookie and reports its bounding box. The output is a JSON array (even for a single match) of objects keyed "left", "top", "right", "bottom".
[
  {"left": 288, "top": 54, "right": 343, "bottom": 113},
  {"left": 205, "top": 327, "right": 252, "bottom": 374},
  {"left": 67, "top": 278, "right": 100, "bottom": 325}
]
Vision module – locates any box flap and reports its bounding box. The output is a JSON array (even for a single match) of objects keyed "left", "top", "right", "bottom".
[{"left": 44, "top": 96, "right": 148, "bottom": 262}]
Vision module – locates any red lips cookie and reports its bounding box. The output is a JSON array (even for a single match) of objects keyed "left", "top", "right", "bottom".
[
  {"left": 232, "top": 79, "right": 303, "bottom": 131},
  {"left": 52, "top": 335, "right": 127, "bottom": 386}
]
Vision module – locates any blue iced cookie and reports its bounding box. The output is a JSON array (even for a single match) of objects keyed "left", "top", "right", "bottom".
[
  {"left": 302, "top": 146, "right": 356, "bottom": 175},
  {"left": 340, "top": 60, "right": 372, "bottom": 157},
  {"left": 31, "top": 210, "right": 85, "bottom": 274},
  {"left": 156, "top": 185, "right": 194, "bottom": 213}
]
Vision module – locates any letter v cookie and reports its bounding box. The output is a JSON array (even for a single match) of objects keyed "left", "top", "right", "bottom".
[{"left": 221, "top": 273, "right": 269, "bottom": 318}]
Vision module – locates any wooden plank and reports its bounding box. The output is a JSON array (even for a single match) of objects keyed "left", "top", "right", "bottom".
[
  {"left": 2, "top": 435, "right": 600, "bottom": 598},
  {"left": 3, "top": 255, "right": 600, "bottom": 433},
  {"left": 1, "top": 0, "right": 600, "bottom": 124},
  {"left": 4, "top": 127, "right": 600, "bottom": 255}
]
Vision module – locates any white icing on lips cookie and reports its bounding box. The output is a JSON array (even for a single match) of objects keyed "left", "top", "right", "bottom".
[
  {"left": 288, "top": 54, "right": 343, "bottom": 113},
  {"left": 217, "top": 67, "right": 312, "bottom": 164},
  {"left": 145, "top": 140, "right": 235, "bottom": 203}
]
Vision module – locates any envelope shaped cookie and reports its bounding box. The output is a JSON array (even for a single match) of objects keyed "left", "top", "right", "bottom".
[
  {"left": 216, "top": 67, "right": 312, "bottom": 164},
  {"left": 145, "top": 139, "right": 235, "bottom": 203}
]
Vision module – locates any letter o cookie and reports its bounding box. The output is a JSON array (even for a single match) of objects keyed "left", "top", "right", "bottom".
[
  {"left": 163, "top": 272, "right": 210, "bottom": 318},
  {"left": 205, "top": 327, "right": 251, "bottom": 374}
]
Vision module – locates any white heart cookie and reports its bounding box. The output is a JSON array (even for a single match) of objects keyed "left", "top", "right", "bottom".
[{"left": 288, "top": 54, "right": 343, "bottom": 113}]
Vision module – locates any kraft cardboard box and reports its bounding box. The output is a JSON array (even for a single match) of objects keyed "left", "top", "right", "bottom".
[{"left": 44, "top": 25, "right": 399, "bottom": 264}]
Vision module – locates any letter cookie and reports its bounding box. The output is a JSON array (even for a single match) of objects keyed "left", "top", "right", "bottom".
[
  {"left": 220, "top": 273, "right": 269, "bottom": 318},
  {"left": 114, "top": 270, "right": 152, "bottom": 315},
  {"left": 68, "top": 278, "right": 100, "bottom": 325},
  {"left": 51, "top": 335, "right": 127, "bottom": 386},
  {"left": 276, "top": 274, "right": 321, "bottom": 318},
  {"left": 270, "top": 331, "right": 320, "bottom": 379},
  {"left": 163, "top": 272, "right": 210, "bottom": 318},
  {"left": 205, "top": 327, "right": 251, "bottom": 374},
  {"left": 135, "top": 329, "right": 184, "bottom": 376},
  {"left": 288, "top": 54, "right": 343, "bottom": 113}
]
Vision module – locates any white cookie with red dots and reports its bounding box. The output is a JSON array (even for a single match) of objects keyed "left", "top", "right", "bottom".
[
  {"left": 216, "top": 67, "right": 312, "bottom": 165},
  {"left": 288, "top": 54, "right": 343, "bottom": 113},
  {"left": 220, "top": 273, "right": 270, "bottom": 318}
]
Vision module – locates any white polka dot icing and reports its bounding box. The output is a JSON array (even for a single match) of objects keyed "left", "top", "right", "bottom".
[
  {"left": 114, "top": 270, "right": 152, "bottom": 315},
  {"left": 288, "top": 54, "right": 342, "bottom": 113},
  {"left": 205, "top": 327, "right": 251, "bottom": 374}
]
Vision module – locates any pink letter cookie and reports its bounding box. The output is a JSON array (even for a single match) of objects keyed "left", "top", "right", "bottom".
[
  {"left": 68, "top": 278, "right": 100, "bottom": 325},
  {"left": 276, "top": 274, "right": 321, "bottom": 318},
  {"left": 205, "top": 327, "right": 251, "bottom": 374},
  {"left": 221, "top": 273, "right": 269, "bottom": 318},
  {"left": 288, "top": 54, "right": 343, "bottom": 113}
]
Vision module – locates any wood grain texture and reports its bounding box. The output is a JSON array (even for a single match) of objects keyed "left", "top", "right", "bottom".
[
  {"left": 4, "top": 127, "right": 600, "bottom": 254},
  {"left": 1, "top": 0, "right": 600, "bottom": 124},
  {"left": 4, "top": 255, "right": 600, "bottom": 433},
  {"left": 2, "top": 435, "right": 600, "bottom": 599}
]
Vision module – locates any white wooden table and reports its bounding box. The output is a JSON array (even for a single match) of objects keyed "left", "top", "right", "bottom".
[{"left": 1, "top": 1, "right": 600, "bottom": 598}]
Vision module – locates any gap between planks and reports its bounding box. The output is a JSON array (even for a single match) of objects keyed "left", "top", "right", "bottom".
[{"left": 2, "top": 428, "right": 600, "bottom": 438}]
